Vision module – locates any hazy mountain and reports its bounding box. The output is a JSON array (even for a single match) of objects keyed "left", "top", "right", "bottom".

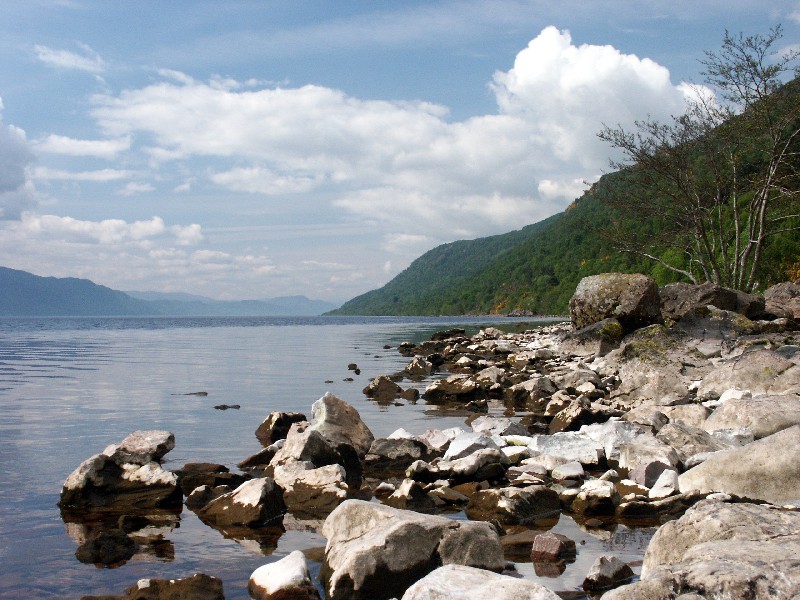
[{"left": 0, "top": 267, "right": 338, "bottom": 316}]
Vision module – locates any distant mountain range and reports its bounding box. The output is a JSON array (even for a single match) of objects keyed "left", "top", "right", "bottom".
[{"left": 0, "top": 267, "right": 338, "bottom": 316}]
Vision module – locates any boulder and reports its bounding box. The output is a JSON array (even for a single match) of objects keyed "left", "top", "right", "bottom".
[
  {"left": 530, "top": 532, "right": 577, "bottom": 562},
  {"left": 443, "top": 431, "right": 500, "bottom": 461},
  {"left": 273, "top": 461, "right": 350, "bottom": 517},
  {"left": 176, "top": 462, "right": 248, "bottom": 495},
  {"left": 103, "top": 430, "right": 175, "bottom": 465},
  {"left": 470, "top": 415, "right": 529, "bottom": 437},
  {"left": 655, "top": 421, "right": 730, "bottom": 463},
  {"left": 569, "top": 273, "right": 662, "bottom": 332},
  {"left": 618, "top": 434, "right": 679, "bottom": 485},
  {"left": 678, "top": 425, "right": 800, "bottom": 504},
  {"left": 405, "top": 356, "right": 435, "bottom": 378},
  {"left": 400, "top": 564, "right": 561, "bottom": 600},
  {"left": 197, "top": 477, "right": 285, "bottom": 527},
  {"left": 383, "top": 479, "right": 437, "bottom": 513},
  {"left": 271, "top": 426, "right": 361, "bottom": 488},
  {"left": 363, "top": 375, "right": 404, "bottom": 402},
  {"left": 559, "top": 317, "right": 624, "bottom": 357},
  {"left": 59, "top": 432, "right": 182, "bottom": 514},
  {"left": 407, "top": 449, "right": 510, "bottom": 484},
  {"left": 674, "top": 305, "right": 758, "bottom": 341},
  {"left": 465, "top": 485, "right": 560, "bottom": 524},
  {"left": 363, "top": 438, "right": 435, "bottom": 476},
  {"left": 648, "top": 469, "right": 679, "bottom": 500},
  {"left": 702, "top": 393, "right": 800, "bottom": 439},
  {"left": 255, "top": 412, "right": 307, "bottom": 446},
  {"left": 582, "top": 555, "right": 635, "bottom": 592},
  {"left": 423, "top": 375, "right": 480, "bottom": 404},
  {"left": 83, "top": 573, "right": 225, "bottom": 600},
  {"left": 249, "top": 550, "right": 321, "bottom": 600},
  {"left": 570, "top": 479, "right": 620, "bottom": 516},
  {"left": 548, "top": 398, "right": 603, "bottom": 434},
  {"left": 308, "top": 393, "right": 374, "bottom": 457},
  {"left": 321, "top": 499, "right": 504, "bottom": 600},
  {"left": 527, "top": 432, "right": 606, "bottom": 466},
  {"left": 659, "top": 281, "right": 738, "bottom": 321},
  {"left": 697, "top": 348, "right": 796, "bottom": 399},
  {"left": 615, "top": 499, "right": 800, "bottom": 599},
  {"left": 764, "top": 281, "right": 800, "bottom": 318}
]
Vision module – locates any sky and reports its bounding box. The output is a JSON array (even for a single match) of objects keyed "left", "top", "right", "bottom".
[{"left": 1, "top": 1, "right": 799, "bottom": 304}]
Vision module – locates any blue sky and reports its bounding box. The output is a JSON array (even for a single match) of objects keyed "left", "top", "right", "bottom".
[{"left": 1, "top": 1, "right": 798, "bottom": 303}]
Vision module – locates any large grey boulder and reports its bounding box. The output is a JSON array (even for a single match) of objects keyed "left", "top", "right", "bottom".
[
  {"left": 197, "top": 477, "right": 285, "bottom": 527},
  {"left": 321, "top": 499, "right": 504, "bottom": 600},
  {"left": 59, "top": 431, "right": 181, "bottom": 513},
  {"left": 660, "top": 281, "right": 738, "bottom": 321},
  {"left": 678, "top": 425, "right": 800, "bottom": 504},
  {"left": 308, "top": 393, "right": 374, "bottom": 457},
  {"left": 655, "top": 421, "right": 730, "bottom": 463},
  {"left": 271, "top": 425, "right": 361, "bottom": 488},
  {"left": 764, "top": 281, "right": 800, "bottom": 318},
  {"left": 569, "top": 273, "right": 662, "bottom": 333},
  {"left": 604, "top": 500, "right": 800, "bottom": 599},
  {"left": 400, "top": 564, "right": 561, "bottom": 600},
  {"left": 697, "top": 348, "right": 797, "bottom": 399},
  {"left": 703, "top": 393, "right": 800, "bottom": 439},
  {"left": 443, "top": 431, "right": 501, "bottom": 461}
]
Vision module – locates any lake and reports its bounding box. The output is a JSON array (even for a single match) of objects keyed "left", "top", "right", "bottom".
[{"left": 0, "top": 316, "right": 653, "bottom": 599}]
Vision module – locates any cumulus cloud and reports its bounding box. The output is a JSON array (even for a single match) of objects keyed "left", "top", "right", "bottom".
[
  {"left": 10, "top": 214, "right": 199, "bottom": 245},
  {"left": 87, "top": 26, "right": 694, "bottom": 252},
  {"left": 34, "top": 42, "right": 107, "bottom": 73}
]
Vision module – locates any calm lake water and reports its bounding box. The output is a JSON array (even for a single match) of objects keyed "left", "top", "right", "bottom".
[{"left": 0, "top": 316, "right": 653, "bottom": 599}]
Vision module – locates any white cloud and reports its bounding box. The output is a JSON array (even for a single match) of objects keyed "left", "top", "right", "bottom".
[
  {"left": 32, "top": 166, "right": 134, "bottom": 182},
  {"left": 0, "top": 101, "right": 37, "bottom": 219},
  {"left": 34, "top": 134, "right": 131, "bottom": 159},
  {"left": 86, "top": 26, "right": 694, "bottom": 253},
  {"left": 34, "top": 42, "right": 107, "bottom": 73}
]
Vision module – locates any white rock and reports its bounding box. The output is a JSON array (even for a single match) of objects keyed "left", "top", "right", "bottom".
[
  {"left": 648, "top": 469, "right": 679, "bottom": 499},
  {"left": 249, "top": 550, "right": 319, "bottom": 599}
]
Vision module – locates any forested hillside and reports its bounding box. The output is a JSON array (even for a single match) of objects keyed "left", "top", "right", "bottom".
[{"left": 331, "top": 173, "right": 799, "bottom": 316}]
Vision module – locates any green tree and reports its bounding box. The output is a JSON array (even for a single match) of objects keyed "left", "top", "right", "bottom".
[{"left": 598, "top": 26, "right": 800, "bottom": 291}]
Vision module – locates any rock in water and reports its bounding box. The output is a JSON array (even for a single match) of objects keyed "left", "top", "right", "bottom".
[
  {"left": 569, "top": 273, "right": 661, "bottom": 332},
  {"left": 197, "top": 477, "right": 285, "bottom": 527},
  {"left": 321, "top": 499, "right": 504, "bottom": 600},
  {"left": 308, "top": 393, "right": 374, "bottom": 457},
  {"left": 249, "top": 550, "right": 321, "bottom": 599},
  {"left": 59, "top": 431, "right": 181, "bottom": 514},
  {"left": 81, "top": 573, "right": 225, "bottom": 599},
  {"left": 400, "top": 564, "right": 561, "bottom": 599},
  {"left": 582, "top": 555, "right": 634, "bottom": 592}
]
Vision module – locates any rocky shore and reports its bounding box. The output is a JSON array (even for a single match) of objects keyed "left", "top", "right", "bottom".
[{"left": 59, "top": 274, "right": 800, "bottom": 599}]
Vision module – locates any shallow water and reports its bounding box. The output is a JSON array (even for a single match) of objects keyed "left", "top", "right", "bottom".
[{"left": 0, "top": 316, "right": 653, "bottom": 599}]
